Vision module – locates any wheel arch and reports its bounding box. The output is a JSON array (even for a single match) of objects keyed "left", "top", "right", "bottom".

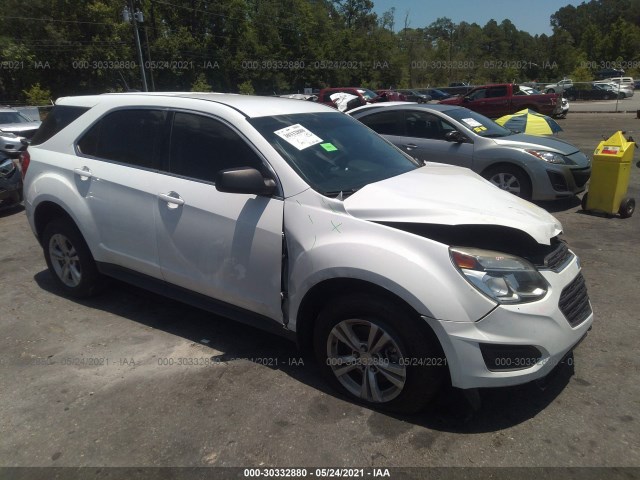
[
  {"left": 295, "top": 278, "right": 440, "bottom": 355},
  {"left": 33, "top": 201, "right": 77, "bottom": 246}
]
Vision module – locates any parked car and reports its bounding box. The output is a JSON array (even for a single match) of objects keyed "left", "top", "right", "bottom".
[
  {"left": 0, "top": 153, "right": 22, "bottom": 209},
  {"left": 22, "top": 93, "right": 593, "bottom": 412},
  {"left": 439, "top": 83, "right": 561, "bottom": 118},
  {"left": 606, "top": 77, "right": 635, "bottom": 89},
  {"left": 375, "top": 90, "right": 407, "bottom": 102},
  {"left": 564, "top": 84, "right": 624, "bottom": 101},
  {"left": 593, "top": 81, "right": 634, "bottom": 98},
  {"left": 0, "top": 107, "right": 42, "bottom": 139},
  {"left": 316, "top": 87, "right": 380, "bottom": 111},
  {"left": 544, "top": 79, "right": 573, "bottom": 94},
  {"left": 397, "top": 89, "right": 430, "bottom": 103},
  {"left": 416, "top": 88, "right": 452, "bottom": 101},
  {"left": 518, "top": 86, "right": 569, "bottom": 118},
  {"left": 349, "top": 102, "right": 590, "bottom": 201}
]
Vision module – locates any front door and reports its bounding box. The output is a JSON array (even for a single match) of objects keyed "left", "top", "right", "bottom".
[{"left": 154, "top": 111, "right": 284, "bottom": 321}]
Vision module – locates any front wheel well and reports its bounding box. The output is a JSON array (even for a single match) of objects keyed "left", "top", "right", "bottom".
[
  {"left": 34, "top": 202, "right": 76, "bottom": 245},
  {"left": 295, "top": 278, "right": 439, "bottom": 353}
]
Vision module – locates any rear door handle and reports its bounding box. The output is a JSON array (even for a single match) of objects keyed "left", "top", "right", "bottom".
[
  {"left": 74, "top": 167, "right": 93, "bottom": 179},
  {"left": 404, "top": 144, "right": 418, "bottom": 150},
  {"left": 159, "top": 192, "right": 185, "bottom": 207}
]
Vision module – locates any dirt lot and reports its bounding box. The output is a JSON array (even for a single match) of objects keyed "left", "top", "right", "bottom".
[{"left": 1, "top": 113, "right": 639, "bottom": 477}]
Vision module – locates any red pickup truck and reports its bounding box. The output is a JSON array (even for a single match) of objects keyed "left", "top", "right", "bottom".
[{"left": 438, "top": 83, "right": 560, "bottom": 118}]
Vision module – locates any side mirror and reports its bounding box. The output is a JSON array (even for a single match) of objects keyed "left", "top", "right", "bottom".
[
  {"left": 215, "top": 167, "right": 277, "bottom": 196},
  {"left": 445, "top": 131, "right": 465, "bottom": 143}
]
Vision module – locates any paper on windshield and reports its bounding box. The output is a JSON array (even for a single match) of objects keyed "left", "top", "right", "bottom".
[
  {"left": 461, "top": 118, "right": 483, "bottom": 128},
  {"left": 274, "top": 124, "right": 323, "bottom": 150}
]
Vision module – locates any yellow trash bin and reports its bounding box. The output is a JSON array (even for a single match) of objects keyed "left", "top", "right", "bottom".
[{"left": 582, "top": 131, "right": 635, "bottom": 218}]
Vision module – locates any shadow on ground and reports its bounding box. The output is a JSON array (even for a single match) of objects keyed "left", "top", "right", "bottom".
[{"left": 34, "top": 269, "right": 575, "bottom": 435}]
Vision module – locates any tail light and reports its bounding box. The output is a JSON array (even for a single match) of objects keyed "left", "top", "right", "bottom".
[{"left": 20, "top": 150, "right": 30, "bottom": 180}]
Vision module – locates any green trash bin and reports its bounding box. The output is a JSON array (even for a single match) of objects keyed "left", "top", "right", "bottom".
[{"left": 582, "top": 131, "right": 635, "bottom": 218}]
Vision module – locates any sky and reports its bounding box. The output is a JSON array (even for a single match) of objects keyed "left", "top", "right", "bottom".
[{"left": 371, "top": 0, "right": 582, "bottom": 36}]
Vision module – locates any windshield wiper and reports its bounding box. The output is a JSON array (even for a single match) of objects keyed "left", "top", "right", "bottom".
[{"left": 324, "top": 188, "right": 360, "bottom": 199}]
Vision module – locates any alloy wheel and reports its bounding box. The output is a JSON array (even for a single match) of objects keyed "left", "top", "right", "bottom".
[
  {"left": 326, "top": 319, "right": 406, "bottom": 403},
  {"left": 49, "top": 233, "right": 82, "bottom": 287},
  {"left": 489, "top": 172, "right": 522, "bottom": 195}
]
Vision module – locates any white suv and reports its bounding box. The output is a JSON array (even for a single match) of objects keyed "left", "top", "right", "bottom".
[{"left": 22, "top": 93, "right": 593, "bottom": 412}]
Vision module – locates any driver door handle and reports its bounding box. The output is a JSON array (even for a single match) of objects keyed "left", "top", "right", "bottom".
[
  {"left": 73, "top": 167, "right": 93, "bottom": 179},
  {"left": 159, "top": 192, "right": 185, "bottom": 206}
]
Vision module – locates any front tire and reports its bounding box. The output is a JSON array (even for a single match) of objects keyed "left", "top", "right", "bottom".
[
  {"left": 313, "top": 294, "right": 446, "bottom": 413},
  {"left": 483, "top": 165, "right": 532, "bottom": 200},
  {"left": 42, "top": 218, "right": 104, "bottom": 298}
]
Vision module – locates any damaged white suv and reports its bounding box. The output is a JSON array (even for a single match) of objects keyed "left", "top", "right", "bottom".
[{"left": 23, "top": 93, "right": 593, "bottom": 412}]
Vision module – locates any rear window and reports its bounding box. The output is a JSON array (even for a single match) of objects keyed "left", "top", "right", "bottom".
[{"left": 30, "top": 106, "right": 89, "bottom": 146}]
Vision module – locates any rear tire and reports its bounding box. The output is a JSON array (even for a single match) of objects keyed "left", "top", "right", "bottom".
[
  {"left": 42, "top": 218, "right": 105, "bottom": 298},
  {"left": 483, "top": 165, "right": 532, "bottom": 200},
  {"left": 313, "top": 294, "right": 446, "bottom": 413}
]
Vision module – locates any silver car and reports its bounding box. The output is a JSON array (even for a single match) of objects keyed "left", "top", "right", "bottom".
[
  {"left": 0, "top": 108, "right": 42, "bottom": 139},
  {"left": 349, "top": 103, "right": 591, "bottom": 201}
]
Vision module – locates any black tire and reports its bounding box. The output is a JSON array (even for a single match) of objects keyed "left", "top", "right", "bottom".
[
  {"left": 581, "top": 192, "right": 589, "bottom": 210},
  {"left": 567, "top": 94, "right": 576, "bottom": 101},
  {"left": 313, "top": 293, "right": 446, "bottom": 413},
  {"left": 619, "top": 197, "right": 635, "bottom": 218},
  {"left": 482, "top": 165, "right": 532, "bottom": 200},
  {"left": 42, "top": 217, "right": 105, "bottom": 298},
  {"left": 603, "top": 93, "right": 611, "bottom": 100}
]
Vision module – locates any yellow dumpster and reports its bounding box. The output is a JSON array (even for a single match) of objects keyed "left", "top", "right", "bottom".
[{"left": 581, "top": 131, "right": 635, "bottom": 218}]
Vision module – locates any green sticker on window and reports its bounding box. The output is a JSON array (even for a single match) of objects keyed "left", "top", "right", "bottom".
[{"left": 321, "top": 142, "right": 338, "bottom": 152}]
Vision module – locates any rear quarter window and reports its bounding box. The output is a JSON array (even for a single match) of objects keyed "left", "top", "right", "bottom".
[{"left": 30, "top": 106, "right": 90, "bottom": 146}]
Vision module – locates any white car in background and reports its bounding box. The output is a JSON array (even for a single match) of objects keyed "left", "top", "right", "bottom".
[
  {"left": 22, "top": 93, "right": 593, "bottom": 412},
  {"left": 594, "top": 81, "right": 634, "bottom": 98}
]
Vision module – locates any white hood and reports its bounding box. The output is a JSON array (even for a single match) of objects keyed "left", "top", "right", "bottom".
[{"left": 344, "top": 164, "right": 562, "bottom": 245}]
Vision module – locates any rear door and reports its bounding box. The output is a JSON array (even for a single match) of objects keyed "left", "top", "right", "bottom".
[
  {"left": 154, "top": 111, "right": 284, "bottom": 321},
  {"left": 75, "top": 108, "right": 168, "bottom": 278}
]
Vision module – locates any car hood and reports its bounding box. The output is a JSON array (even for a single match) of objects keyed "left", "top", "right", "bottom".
[
  {"left": 492, "top": 133, "right": 580, "bottom": 155},
  {"left": 344, "top": 164, "right": 562, "bottom": 245}
]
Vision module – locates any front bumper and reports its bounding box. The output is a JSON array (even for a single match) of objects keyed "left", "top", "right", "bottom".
[
  {"left": 530, "top": 162, "right": 591, "bottom": 200},
  {"left": 424, "top": 255, "right": 593, "bottom": 389}
]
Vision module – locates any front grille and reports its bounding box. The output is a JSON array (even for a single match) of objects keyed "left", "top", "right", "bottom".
[
  {"left": 541, "top": 241, "right": 573, "bottom": 271},
  {"left": 571, "top": 168, "right": 591, "bottom": 188},
  {"left": 559, "top": 273, "right": 592, "bottom": 327}
]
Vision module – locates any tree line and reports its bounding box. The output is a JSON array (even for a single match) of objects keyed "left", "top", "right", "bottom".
[{"left": 1, "top": 0, "right": 639, "bottom": 103}]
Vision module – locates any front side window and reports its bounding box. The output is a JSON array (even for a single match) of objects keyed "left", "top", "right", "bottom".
[
  {"left": 249, "top": 112, "right": 420, "bottom": 196},
  {"left": 169, "top": 112, "right": 263, "bottom": 183},
  {"left": 404, "top": 111, "right": 456, "bottom": 140},
  {"left": 77, "top": 109, "right": 166, "bottom": 169}
]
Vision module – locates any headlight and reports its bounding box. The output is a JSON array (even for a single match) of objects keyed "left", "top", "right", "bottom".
[
  {"left": 0, "top": 158, "right": 16, "bottom": 177},
  {"left": 450, "top": 247, "right": 548, "bottom": 304},
  {"left": 525, "top": 149, "right": 567, "bottom": 164}
]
